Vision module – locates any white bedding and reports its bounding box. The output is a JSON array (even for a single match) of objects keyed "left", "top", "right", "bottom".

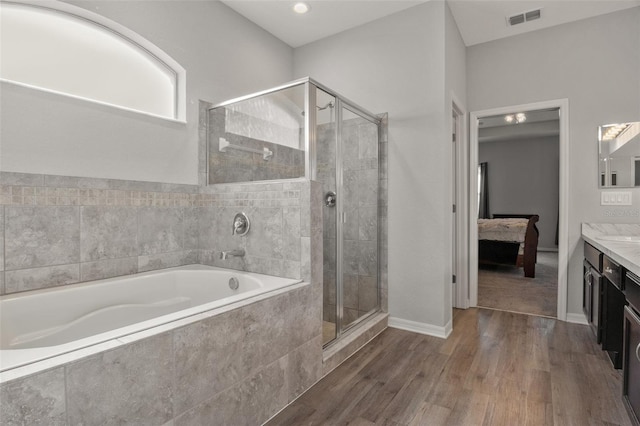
[{"left": 478, "top": 218, "right": 529, "bottom": 243}]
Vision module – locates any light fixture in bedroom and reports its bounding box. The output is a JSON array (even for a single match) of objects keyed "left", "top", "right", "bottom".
[
  {"left": 504, "top": 112, "right": 527, "bottom": 124},
  {"left": 293, "top": 2, "right": 310, "bottom": 14}
]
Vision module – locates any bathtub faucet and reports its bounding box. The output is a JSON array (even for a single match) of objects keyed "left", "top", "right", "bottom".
[{"left": 220, "top": 249, "right": 245, "bottom": 260}]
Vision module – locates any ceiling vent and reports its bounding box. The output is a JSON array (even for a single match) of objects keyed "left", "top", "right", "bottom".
[{"left": 507, "top": 8, "right": 541, "bottom": 26}]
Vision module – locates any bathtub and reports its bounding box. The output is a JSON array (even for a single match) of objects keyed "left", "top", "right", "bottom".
[{"left": 0, "top": 265, "right": 302, "bottom": 374}]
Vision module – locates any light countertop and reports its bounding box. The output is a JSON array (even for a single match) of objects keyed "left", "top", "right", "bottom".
[{"left": 582, "top": 223, "right": 640, "bottom": 277}]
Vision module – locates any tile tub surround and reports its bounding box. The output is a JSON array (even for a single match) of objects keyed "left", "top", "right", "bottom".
[
  {"left": 198, "top": 180, "right": 311, "bottom": 281},
  {"left": 0, "top": 284, "right": 323, "bottom": 425},
  {"left": 582, "top": 223, "right": 640, "bottom": 277},
  {"left": 0, "top": 174, "right": 311, "bottom": 294}
]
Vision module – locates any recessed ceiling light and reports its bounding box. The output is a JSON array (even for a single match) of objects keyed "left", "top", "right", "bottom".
[
  {"left": 293, "top": 2, "right": 310, "bottom": 14},
  {"left": 504, "top": 113, "right": 526, "bottom": 124}
]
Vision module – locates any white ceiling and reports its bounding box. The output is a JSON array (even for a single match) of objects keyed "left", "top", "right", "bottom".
[
  {"left": 448, "top": 0, "right": 640, "bottom": 46},
  {"left": 221, "top": 1, "right": 426, "bottom": 48},
  {"left": 221, "top": 0, "right": 640, "bottom": 48}
]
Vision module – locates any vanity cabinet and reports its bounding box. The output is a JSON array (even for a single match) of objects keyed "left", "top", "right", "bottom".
[
  {"left": 583, "top": 242, "right": 627, "bottom": 369},
  {"left": 623, "top": 272, "right": 640, "bottom": 426},
  {"left": 602, "top": 255, "right": 626, "bottom": 369},
  {"left": 582, "top": 223, "right": 640, "bottom": 426},
  {"left": 584, "top": 242, "right": 603, "bottom": 341}
]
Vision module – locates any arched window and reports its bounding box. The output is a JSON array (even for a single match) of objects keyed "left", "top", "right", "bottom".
[{"left": 0, "top": 1, "right": 185, "bottom": 121}]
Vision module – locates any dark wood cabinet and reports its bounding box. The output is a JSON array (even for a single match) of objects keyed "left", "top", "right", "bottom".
[
  {"left": 624, "top": 272, "right": 640, "bottom": 426},
  {"left": 583, "top": 242, "right": 626, "bottom": 369},
  {"left": 602, "top": 256, "right": 626, "bottom": 369},
  {"left": 584, "top": 243, "right": 603, "bottom": 341},
  {"left": 583, "top": 239, "right": 640, "bottom": 425}
]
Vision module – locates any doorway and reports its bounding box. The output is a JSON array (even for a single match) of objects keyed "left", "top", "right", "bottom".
[
  {"left": 451, "top": 100, "right": 468, "bottom": 309},
  {"left": 467, "top": 100, "right": 569, "bottom": 321}
]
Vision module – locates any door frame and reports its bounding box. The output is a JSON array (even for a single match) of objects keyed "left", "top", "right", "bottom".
[
  {"left": 467, "top": 99, "right": 569, "bottom": 321},
  {"left": 452, "top": 95, "right": 468, "bottom": 309}
]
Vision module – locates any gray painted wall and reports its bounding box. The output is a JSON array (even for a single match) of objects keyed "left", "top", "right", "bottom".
[
  {"left": 468, "top": 8, "right": 640, "bottom": 316},
  {"left": 479, "top": 136, "right": 560, "bottom": 249},
  {"left": 0, "top": 1, "right": 293, "bottom": 184},
  {"left": 295, "top": 2, "right": 467, "bottom": 330}
]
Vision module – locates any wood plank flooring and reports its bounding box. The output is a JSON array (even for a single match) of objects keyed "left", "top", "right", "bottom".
[{"left": 267, "top": 308, "right": 632, "bottom": 426}]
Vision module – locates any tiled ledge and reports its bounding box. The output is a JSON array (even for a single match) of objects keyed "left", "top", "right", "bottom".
[
  {"left": 322, "top": 312, "right": 389, "bottom": 376},
  {"left": 1, "top": 186, "right": 197, "bottom": 207},
  {"left": 1, "top": 172, "right": 305, "bottom": 207},
  {"left": 0, "top": 171, "right": 199, "bottom": 193}
]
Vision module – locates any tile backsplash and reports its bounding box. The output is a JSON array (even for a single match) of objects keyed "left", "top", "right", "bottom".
[{"left": 0, "top": 172, "right": 310, "bottom": 295}]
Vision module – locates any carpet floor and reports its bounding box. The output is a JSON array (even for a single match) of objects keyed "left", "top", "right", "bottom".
[{"left": 478, "top": 251, "right": 558, "bottom": 318}]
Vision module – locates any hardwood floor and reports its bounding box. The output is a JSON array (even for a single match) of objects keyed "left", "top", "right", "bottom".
[
  {"left": 478, "top": 252, "right": 558, "bottom": 317},
  {"left": 267, "top": 308, "right": 632, "bottom": 426}
]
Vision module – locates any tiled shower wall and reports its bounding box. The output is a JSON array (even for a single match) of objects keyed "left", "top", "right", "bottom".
[
  {"left": 0, "top": 173, "right": 313, "bottom": 295},
  {"left": 0, "top": 172, "right": 200, "bottom": 295},
  {"left": 198, "top": 179, "right": 314, "bottom": 281}
]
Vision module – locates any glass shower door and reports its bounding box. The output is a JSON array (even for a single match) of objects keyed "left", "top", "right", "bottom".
[
  {"left": 339, "top": 105, "right": 380, "bottom": 331},
  {"left": 315, "top": 84, "right": 380, "bottom": 347}
]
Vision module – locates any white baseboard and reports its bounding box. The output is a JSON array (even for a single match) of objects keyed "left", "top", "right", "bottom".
[
  {"left": 388, "top": 316, "right": 452, "bottom": 339},
  {"left": 566, "top": 312, "right": 588, "bottom": 325}
]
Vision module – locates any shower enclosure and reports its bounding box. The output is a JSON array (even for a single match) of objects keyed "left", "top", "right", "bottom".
[{"left": 207, "top": 77, "right": 384, "bottom": 347}]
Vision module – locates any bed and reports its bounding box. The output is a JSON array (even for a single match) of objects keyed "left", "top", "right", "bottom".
[{"left": 478, "top": 214, "right": 540, "bottom": 278}]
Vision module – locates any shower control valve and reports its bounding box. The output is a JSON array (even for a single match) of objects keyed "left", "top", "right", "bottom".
[
  {"left": 325, "top": 191, "right": 337, "bottom": 208},
  {"left": 232, "top": 212, "right": 250, "bottom": 236}
]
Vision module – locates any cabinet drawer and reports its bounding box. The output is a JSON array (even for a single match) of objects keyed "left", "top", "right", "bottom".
[
  {"left": 603, "top": 256, "right": 622, "bottom": 289},
  {"left": 584, "top": 242, "right": 603, "bottom": 271},
  {"left": 626, "top": 272, "right": 640, "bottom": 313}
]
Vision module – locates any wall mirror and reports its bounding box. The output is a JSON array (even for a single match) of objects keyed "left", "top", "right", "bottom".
[{"left": 598, "top": 121, "right": 640, "bottom": 187}]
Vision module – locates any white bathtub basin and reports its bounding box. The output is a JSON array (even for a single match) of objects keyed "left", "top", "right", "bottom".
[{"left": 0, "top": 265, "right": 302, "bottom": 373}]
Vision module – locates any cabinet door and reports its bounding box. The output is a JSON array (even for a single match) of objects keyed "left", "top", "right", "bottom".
[
  {"left": 623, "top": 306, "right": 640, "bottom": 426},
  {"left": 602, "top": 278, "right": 625, "bottom": 354},
  {"left": 593, "top": 270, "right": 602, "bottom": 343},
  {"left": 584, "top": 262, "right": 592, "bottom": 321}
]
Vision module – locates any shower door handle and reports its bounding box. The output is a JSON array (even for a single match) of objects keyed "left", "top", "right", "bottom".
[{"left": 325, "top": 191, "right": 337, "bottom": 208}]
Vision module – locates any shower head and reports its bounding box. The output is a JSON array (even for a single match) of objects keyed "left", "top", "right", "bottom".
[
  {"left": 317, "top": 102, "right": 334, "bottom": 111},
  {"left": 301, "top": 101, "right": 335, "bottom": 115}
]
